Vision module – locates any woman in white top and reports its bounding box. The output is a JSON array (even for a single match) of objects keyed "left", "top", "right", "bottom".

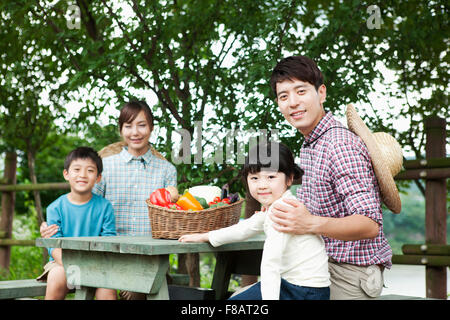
[{"left": 179, "top": 141, "right": 330, "bottom": 300}]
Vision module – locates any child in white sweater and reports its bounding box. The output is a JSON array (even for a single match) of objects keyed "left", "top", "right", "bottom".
[{"left": 179, "top": 141, "right": 330, "bottom": 300}]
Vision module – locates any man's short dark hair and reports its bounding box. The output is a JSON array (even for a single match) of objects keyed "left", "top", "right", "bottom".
[
  {"left": 270, "top": 56, "right": 324, "bottom": 96},
  {"left": 64, "top": 147, "right": 103, "bottom": 175}
]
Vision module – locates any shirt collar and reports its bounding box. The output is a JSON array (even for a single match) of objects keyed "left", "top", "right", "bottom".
[
  {"left": 119, "top": 144, "right": 154, "bottom": 164},
  {"left": 303, "top": 112, "right": 334, "bottom": 147}
]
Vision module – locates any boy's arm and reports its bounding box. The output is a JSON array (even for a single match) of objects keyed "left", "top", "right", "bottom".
[
  {"left": 46, "top": 205, "right": 63, "bottom": 259},
  {"left": 100, "top": 201, "right": 116, "bottom": 236}
]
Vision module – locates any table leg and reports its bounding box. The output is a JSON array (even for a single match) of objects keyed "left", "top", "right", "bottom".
[
  {"left": 74, "top": 286, "right": 96, "bottom": 300},
  {"left": 211, "top": 250, "right": 262, "bottom": 300},
  {"left": 146, "top": 255, "right": 170, "bottom": 300},
  {"left": 146, "top": 278, "right": 169, "bottom": 300},
  {"left": 62, "top": 250, "right": 170, "bottom": 299},
  {"left": 211, "top": 252, "right": 234, "bottom": 300}
]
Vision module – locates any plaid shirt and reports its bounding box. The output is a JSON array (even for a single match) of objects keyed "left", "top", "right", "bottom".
[
  {"left": 93, "top": 147, "right": 177, "bottom": 236},
  {"left": 297, "top": 112, "right": 392, "bottom": 268}
]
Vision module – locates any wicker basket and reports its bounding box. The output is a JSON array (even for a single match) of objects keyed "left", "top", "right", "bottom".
[{"left": 146, "top": 199, "right": 244, "bottom": 239}]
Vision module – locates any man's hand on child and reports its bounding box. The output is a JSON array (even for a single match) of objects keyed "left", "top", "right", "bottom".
[
  {"left": 178, "top": 233, "right": 209, "bottom": 243},
  {"left": 40, "top": 222, "right": 59, "bottom": 238},
  {"left": 270, "top": 198, "right": 318, "bottom": 235}
]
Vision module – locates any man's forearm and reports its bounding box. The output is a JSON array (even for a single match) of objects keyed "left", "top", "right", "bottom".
[{"left": 311, "top": 214, "right": 379, "bottom": 241}]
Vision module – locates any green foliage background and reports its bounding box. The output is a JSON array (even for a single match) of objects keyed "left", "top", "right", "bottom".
[{"left": 0, "top": 0, "right": 448, "bottom": 289}]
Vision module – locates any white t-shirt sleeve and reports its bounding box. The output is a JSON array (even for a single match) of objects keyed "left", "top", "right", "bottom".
[{"left": 208, "top": 210, "right": 266, "bottom": 247}]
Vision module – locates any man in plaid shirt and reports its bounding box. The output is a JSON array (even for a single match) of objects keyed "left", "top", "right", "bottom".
[{"left": 269, "top": 56, "right": 391, "bottom": 299}]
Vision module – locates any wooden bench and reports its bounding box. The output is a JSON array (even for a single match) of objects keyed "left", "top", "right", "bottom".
[
  {"left": 0, "top": 279, "right": 47, "bottom": 300},
  {"left": 0, "top": 274, "right": 207, "bottom": 300},
  {"left": 0, "top": 279, "right": 434, "bottom": 300}
]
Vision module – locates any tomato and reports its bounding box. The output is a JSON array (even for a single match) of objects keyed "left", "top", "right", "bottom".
[
  {"left": 221, "top": 198, "right": 231, "bottom": 204},
  {"left": 213, "top": 196, "right": 221, "bottom": 203}
]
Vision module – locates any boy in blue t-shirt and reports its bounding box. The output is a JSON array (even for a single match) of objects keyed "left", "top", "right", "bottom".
[{"left": 37, "top": 147, "right": 117, "bottom": 300}]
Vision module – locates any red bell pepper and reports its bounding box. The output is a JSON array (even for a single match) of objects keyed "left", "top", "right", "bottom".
[{"left": 149, "top": 188, "right": 172, "bottom": 207}]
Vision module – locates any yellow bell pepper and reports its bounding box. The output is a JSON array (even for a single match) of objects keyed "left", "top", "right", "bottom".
[{"left": 176, "top": 191, "right": 204, "bottom": 211}]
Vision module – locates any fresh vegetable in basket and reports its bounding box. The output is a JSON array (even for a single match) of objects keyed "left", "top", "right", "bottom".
[
  {"left": 194, "top": 196, "right": 209, "bottom": 209},
  {"left": 166, "top": 203, "right": 183, "bottom": 210},
  {"left": 187, "top": 185, "right": 221, "bottom": 204},
  {"left": 176, "top": 191, "right": 204, "bottom": 211},
  {"left": 207, "top": 195, "right": 236, "bottom": 207},
  {"left": 165, "top": 186, "right": 180, "bottom": 202},
  {"left": 149, "top": 188, "right": 172, "bottom": 207},
  {"left": 228, "top": 193, "right": 240, "bottom": 204},
  {"left": 209, "top": 202, "right": 228, "bottom": 209}
]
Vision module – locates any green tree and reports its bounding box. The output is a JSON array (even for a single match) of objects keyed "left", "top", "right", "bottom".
[
  {"left": 1, "top": 0, "right": 448, "bottom": 284},
  {"left": 3, "top": 0, "right": 447, "bottom": 192},
  {"left": 0, "top": 5, "right": 68, "bottom": 225}
]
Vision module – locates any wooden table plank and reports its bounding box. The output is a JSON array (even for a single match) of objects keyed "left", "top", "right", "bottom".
[
  {"left": 36, "top": 235, "right": 265, "bottom": 300},
  {"left": 36, "top": 235, "right": 265, "bottom": 255}
]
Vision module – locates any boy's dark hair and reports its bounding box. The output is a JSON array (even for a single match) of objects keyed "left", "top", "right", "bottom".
[
  {"left": 64, "top": 147, "right": 103, "bottom": 175},
  {"left": 241, "top": 141, "right": 303, "bottom": 190},
  {"left": 118, "top": 100, "right": 154, "bottom": 133},
  {"left": 270, "top": 56, "right": 324, "bottom": 96}
]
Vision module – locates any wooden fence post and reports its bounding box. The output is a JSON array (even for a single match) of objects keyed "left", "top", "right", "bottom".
[
  {"left": 424, "top": 116, "right": 447, "bottom": 299},
  {"left": 0, "top": 151, "right": 17, "bottom": 272}
]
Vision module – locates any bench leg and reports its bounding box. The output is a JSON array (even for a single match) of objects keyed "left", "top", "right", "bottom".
[
  {"left": 74, "top": 286, "right": 96, "bottom": 300},
  {"left": 146, "top": 279, "right": 169, "bottom": 300}
]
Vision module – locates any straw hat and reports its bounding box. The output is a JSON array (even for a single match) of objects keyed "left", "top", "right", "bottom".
[
  {"left": 346, "top": 104, "right": 403, "bottom": 214},
  {"left": 98, "top": 141, "right": 167, "bottom": 161}
]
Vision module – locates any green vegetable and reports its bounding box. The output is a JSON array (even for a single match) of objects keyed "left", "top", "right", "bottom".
[
  {"left": 194, "top": 196, "right": 209, "bottom": 209},
  {"left": 209, "top": 202, "right": 227, "bottom": 209}
]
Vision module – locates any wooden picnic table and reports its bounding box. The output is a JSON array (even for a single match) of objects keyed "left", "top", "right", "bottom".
[{"left": 35, "top": 235, "right": 264, "bottom": 300}]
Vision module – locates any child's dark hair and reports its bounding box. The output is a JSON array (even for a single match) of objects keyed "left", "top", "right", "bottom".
[
  {"left": 270, "top": 56, "right": 324, "bottom": 97},
  {"left": 64, "top": 147, "right": 103, "bottom": 175},
  {"left": 241, "top": 141, "right": 303, "bottom": 189}
]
